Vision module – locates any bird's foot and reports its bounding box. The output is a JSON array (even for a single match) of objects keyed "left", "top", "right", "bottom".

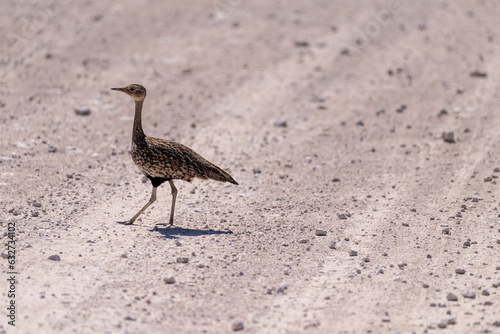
[{"left": 117, "top": 220, "right": 134, "bottom": 225}]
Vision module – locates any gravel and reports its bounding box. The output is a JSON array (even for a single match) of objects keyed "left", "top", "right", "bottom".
[
  {"left": 163, "top": 276, "right": 176, "bottom": 284},
  {"left": 315, "top": 227, "right": 327, "bottom": 236},
  {"left": 176, "top": 257, "right": 189, "bottom": 263},
  {"left": 74, "top": 106, "right": 91, "bottom": 116},
  {"left": 442, "top": 131, "right": 456, "bottom": 143},
  {"left": 462, "top": 291, "right": 476, "bottom": 299},
  {"left": 232, "top": 319, "right": 244, "bottom": 331},
  {"left": 446, "top": 292, "right": 458, "bottom": 301}
]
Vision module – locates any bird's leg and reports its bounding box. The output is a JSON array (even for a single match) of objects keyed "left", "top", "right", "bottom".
[
  {"left": 169, "top": 180, "right": 178, "bottom": 225},
  {"left": 118, "top": 187, "right": 157, "bottom": 225},
  {"left": 158, "top": 180, "right": 178, "bottom": 226}
]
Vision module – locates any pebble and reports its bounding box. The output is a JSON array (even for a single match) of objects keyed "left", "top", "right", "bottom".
[
  {"left": 252, "top": 167, "right": 261, "bottom": 174},
  {"left": 494, "top": 167, "right": 500, "bottom": 172},
  {"left": 176, "top": 257, "right": 189, "bottom": 263},
  {"left": 442, "top": 131, "right": 456, "bottom": 143},
  {"left": 48, "top": 146, "right": 57, "bottom": 153},
  {"left": 382, "top": 315, "right": 390, "bottom": 322},
  {"left": 446, "top": 292, "right": 458, "bottom": 301},
  {"left": 232, "top": 319, "right": 244, "bottom": 331},
  {"left": 163, "top": 276, "right": 175, "bottom": 284},
  {"left": 120, "top": 253, "right": 128, "bottom": 258},
  {"left": 422, "top": 283, "right": 429, "bottom": 288},
  {"left": 482, "top": 289, "right": 490, "bottom": 296},
  {"left": 462, "top": 291, "right": 476, "bottom": 299},
  {"left": 455, "top": 268, "right": 466, "bottom": 274},
  {"left": 48, "top": 254, "right": 61, "bottom": 261},
  {"left": 277, "top": 284, "right": 288, "bottom": 294},
  {"left": 298, "top": 238, "right": 308, "bottom": 244},
  {"left": 362, "top": 256, "right": 370, "bottom": 262},
  {"left": 1, "top": 251, "right": 8, "bottom": 259},
  {"left": 348, "top": 250, "right": 358, "bottom": 257},
  {"left": 274, "top": 118, "right": 287, "bottom": 127},
  {"left": 31, "top": 211, "right": 39, "bottom": 217},
  {"left": 33, "top": 202, "right": 42, "bottom": 207},
  {"left": 74, "top": 106, "right": 91, "bottom": 116},
  {"left": 436, "top": 320, "right": 447, "bottom": 328},
  {"left": 470, "top": 69, "right": 487, "bottom": 78},
  {"left": 315, "top": 227, "right": 327, "bottom": 236},
  {"left": 332, "top": 177, "right": 340, "bottom": 182},
  {"left": 496, "top": 265, "right": 500, "bottom": 270},
  {"left": 446, "top": 316, "right": 457, "bottom": 325},
  {"left": 337, "top": 213, "right": 347, "bottom": 220},
  {"left": 484, "top": 176, "right": 493, "bottom": 182},
  {"left": 493, "top": 321, "right": 500, "bottom": 327},
  {"left": 402, "top": 222, "right": 409, "bottom": 227},
  {"left": 328, "top": 241, "right": 337, "bottom": 249}
]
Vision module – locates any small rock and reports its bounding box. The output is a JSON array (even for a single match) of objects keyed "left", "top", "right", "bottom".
[
  {"left": 422, "top": 283, "right": 429, "bottom": 288},
  {"left": 48, "top": 255, "right": 61, "bottom": 261},
  {"left": 252, "top": 167, "right": 261, "bottom": 174},
  {"left": 337, "top": 213, "right": 347, "bottom": 220},
  {"left": 442, "top": 131, "right": 456, "bottom": 143},
  {"left": 277, "top": 284, "right": 288, "bottom": 294},
  {"left": 348, "top": 250, "right": 358, "bottom": 257},
  {"left": 332, "top": 177, "right": 340, "bottom": 182},
  {"left": 484, "top": 176, "right": 493, "bottom": 182},
  {"left": 1, "top": 251, "right": 8, "bottom": 259},
  {"left": 427, "top": 254, "right": 432, "bottom": 258},
  {"left": 446, "top": 316, "right": 457, "bottom": 325},
  {"left": 315, "top": 227, "right": 327, "bottom": 236},
  {"left": 74, "top": 106, "right": 91, "bottom": 116},
  {"left": 492, "top": 173, "right": 499, "bottom": 179},
  {"left": 482, "top": 289, "right": 490, "bottom": 296},
  {"left": 438, "top": 109, "right": 448, "bottom": 117},
  {"left": 31, "top": 211, "right": 39, "bottom": 217},
  {"left": 396, "top": 104, "right": 407, "bottom": 113},
  {"left": 33, "top": 202, "right": 42, "bottom": 207},
  {"left": 328, "top": 241, "right": 337, "bottom": 249},
  {"left": 437, "top": 320, "right": 447, "bottom": 328},
  {"left": 382, "top": 315, "right": 390, "bottom": 322},
  {"left": 470, "top": 69, "right": 487, "bottom": 78},
  {"left": 455, "top": 268, "right": 466, "bottom": 274},
  {"left": 274, "top": 118, "right": 287, "bottom": 127},
  {"left": 462, "top": 291, "right": 476, "bottom": 299},
  {"left": 232, "top": 319, "right": 244, "bottom": 331},
  {"left": 176, "top": 257, "right": 189, "bottom": 263},
  {"left": 163, "top": 276, "right": 175, "bottom": 284},
  {"left": 494, "top": 167, "right": 500, "bottom": 172},
  {"left": 48, "top": 146, "right": 57, "bottom": 153},
  {"left": 298, "top": 238, "right": 308, "bottom": 244},
  {"left": 175, "top": 240, "right": 182, "bottom": 246},
  {"left": 493, "top": 320, "right": 500, "bottom": 327},
  {"left": 402, "top": 222, "right": 409, "bottom": 227},
  {"left": 362, "top": 256, "right": 370, "bottom": 262},
  {"left": 120, "top": 253, "right": 128, "bottom": 258},
  {"left": 447, "top": 292, "right": 458, "bottom": 301}
]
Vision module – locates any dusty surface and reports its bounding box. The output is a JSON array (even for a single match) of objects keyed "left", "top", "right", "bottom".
[{"left": 1, "top": 0, "right": 500, "bottom": 333}]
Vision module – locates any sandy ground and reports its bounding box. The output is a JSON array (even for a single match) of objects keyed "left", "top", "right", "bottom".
[{"left": 1, "top": 0, "right": 500, "bottom": 333}]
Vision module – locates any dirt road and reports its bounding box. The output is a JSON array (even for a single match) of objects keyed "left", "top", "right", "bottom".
[{"left": 1, "top": 1, "right": 499, "bottom": 333}]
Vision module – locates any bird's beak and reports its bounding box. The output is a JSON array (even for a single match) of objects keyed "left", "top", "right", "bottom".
[{"left": 111, "top": 87, "right": 126, "bottom": 92}]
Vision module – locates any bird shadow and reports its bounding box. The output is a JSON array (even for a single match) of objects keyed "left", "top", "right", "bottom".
[{"left": 150, "top": 225, "right": 233, "bottom": 239}]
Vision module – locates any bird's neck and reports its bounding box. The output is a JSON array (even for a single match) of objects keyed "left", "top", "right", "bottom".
[{"left": 132, "top": 100, "right": 146, "bottom": 143}]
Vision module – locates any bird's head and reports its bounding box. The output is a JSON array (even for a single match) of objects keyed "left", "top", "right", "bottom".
[{"left": 111, "top": 84, "right": 147, "bottom": 101}]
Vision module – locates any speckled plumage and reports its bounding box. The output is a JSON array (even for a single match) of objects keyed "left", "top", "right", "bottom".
[
  {"left": 131, "top": 136, "right": 238, "bottom": 184},
  {"left": 111, "top": 84, "right": 238, "bottom": 226}
]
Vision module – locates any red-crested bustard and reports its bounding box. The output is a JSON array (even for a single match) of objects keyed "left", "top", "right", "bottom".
[{"left": 111, "top": 84, "right": 238, "bottom": 226}]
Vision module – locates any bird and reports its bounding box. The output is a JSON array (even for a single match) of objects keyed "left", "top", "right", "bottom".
[{"left": 111, "top": 84, "right": 238, "bottom": 226}]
